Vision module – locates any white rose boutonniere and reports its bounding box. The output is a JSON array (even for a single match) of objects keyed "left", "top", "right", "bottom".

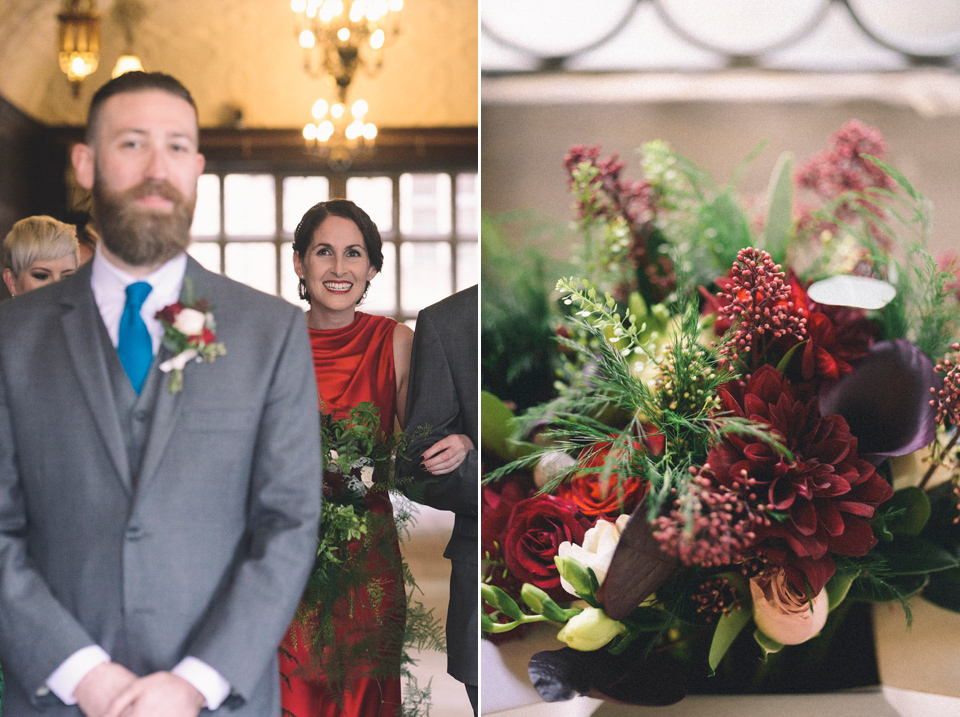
[{"left": 155, "top": 282, "right": 226, "bottom": 393}]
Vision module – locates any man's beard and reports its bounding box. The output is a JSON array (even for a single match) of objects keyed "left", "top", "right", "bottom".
[{"left": 93, "top": 177, "right": 196, "bottom": 268}]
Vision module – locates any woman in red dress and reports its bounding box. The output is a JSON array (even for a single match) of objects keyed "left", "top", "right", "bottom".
[{"left": 280, "top": 199, "right": 413, "bottom": 717}]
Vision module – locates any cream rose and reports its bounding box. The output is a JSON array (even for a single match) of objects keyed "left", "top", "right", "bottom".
[
  {"left": 556, "top": 514, "right": 630, "bottom": 597},
  {"left": 172, "top": 307, "right": 208, "bottom": 337},
  {"left": 750, "top": 569, "right": 829, "bottom": 645},
  {"left": 557, "top": 606, "right": 627, "bottom": 651}
]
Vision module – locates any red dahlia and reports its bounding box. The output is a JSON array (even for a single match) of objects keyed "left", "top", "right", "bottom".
[{"left": 705, "top": 365, "right": 892, "bottom": 594}]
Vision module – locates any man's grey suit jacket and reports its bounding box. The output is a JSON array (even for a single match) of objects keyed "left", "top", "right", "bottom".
[
  {"left": 0, "top": 257, "right": 322, "bottom": 715},
  {"left": 400, "top": 284, "right": 477, "bottom": 687}
]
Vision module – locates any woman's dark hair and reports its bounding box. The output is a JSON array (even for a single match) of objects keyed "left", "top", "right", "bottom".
[{"left": 292, "top": 199, "right": 384, "bottom": 304}]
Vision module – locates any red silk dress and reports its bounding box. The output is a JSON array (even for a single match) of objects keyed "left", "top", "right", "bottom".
[{"left": 280, "top": 312, "right": 406, "bottom": 717}]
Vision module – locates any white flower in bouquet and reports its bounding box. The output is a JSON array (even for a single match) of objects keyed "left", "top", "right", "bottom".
[
  {"left": 557, "top": 514, "right": 630, "bottom": 597},
  {"left": 557, "top": 606, "right": 627, "bottom": 651}
]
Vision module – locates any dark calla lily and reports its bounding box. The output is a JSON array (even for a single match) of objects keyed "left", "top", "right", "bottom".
[
  {"left": 528, "top": 641, "right": 689, "bottom": 705},
  {"left": 596, "top": 504, "right": 678, "bottom": 620},
  {"left": 819, "top": 339, "right": 940, "bottom": 464}
]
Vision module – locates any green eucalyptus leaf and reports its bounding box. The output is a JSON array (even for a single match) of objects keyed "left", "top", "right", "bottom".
[{"left": 708, "top": 607, "right": 751, "bottom": 674}]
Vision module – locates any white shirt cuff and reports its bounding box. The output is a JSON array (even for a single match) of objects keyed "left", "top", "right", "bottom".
[
  {"left": 46, "top": 645, "right": 111, "bottom": 705},
  {"left": 172, "top": 656, "right": 232, "bottom": 711}
]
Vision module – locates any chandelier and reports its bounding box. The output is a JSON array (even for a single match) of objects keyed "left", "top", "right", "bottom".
[
  {"left": 292, "top": 0, "right": 403, "bottom": 92},
  {"left": 293, "top": 0, "right": 402, "bottom": 168},
  {"left": 57, "top": 0, "right": 100, "bottom": 96},
  {"left": 303, "top": 97, "right": 377, "bottom": 169}
]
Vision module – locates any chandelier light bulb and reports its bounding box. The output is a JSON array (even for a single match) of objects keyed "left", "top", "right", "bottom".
[
  {"left": 349, "top": 2, "right": 365, "bottom": 23},
  {"left": 299, "top": 29, "right": 316, "bottom": 48},
  {"left": 331, "top": 103, "right": 345, "bottom": 119},
  {"left": 303, "top": 123, "right": 318, "bottom": 141},
  {"left": 311, "top": 98, "right": 329, "bottom": 119},
  {"left": 318, "top": 120, "right": 335, "bottom": 141},
  {"left": 351, "top": 99, "right": 368, "bottom": 118},
  {"left": 291, "top": 0, "right": 307, "bottom": 12},
  {"left": 370, "top": 28, "right": 385, "bottom": 49},
  {"left": 388, "top": 0, "right": 402, "bottom": 10},
  {"left": 320, "top": 1, "right": 342, "bottom": 22},
  {"left": 363, "top": 123, "right": 377, "bottom": 141},
  {"left": 337, "top": 27, "right": 351, "bottom": 42},
  {"left": 111, "top": 54, "right": 143, "bottom": 78},
  {"left": 70, "top": 55, "right": 91, "bottom": 77}
]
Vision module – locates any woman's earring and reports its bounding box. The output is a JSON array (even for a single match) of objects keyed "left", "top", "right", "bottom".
[{"left": 298, "top": 278, "right": 310, "bottom": 301}]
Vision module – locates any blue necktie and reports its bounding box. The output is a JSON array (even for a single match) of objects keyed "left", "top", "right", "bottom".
[{"left": 118, "top": 281, "right": 153, "bottom": 393}]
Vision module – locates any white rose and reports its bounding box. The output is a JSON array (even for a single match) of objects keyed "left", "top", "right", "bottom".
[
  {"left": 360, "top": 464, "right": 375, "bottom": 489},
  {"left": 172, "top": 308, "right": 207, "bottom": 337},
  {"left": 750, "top": 569, "right": 829, "bottom": 646},
  {"left": 557, "top": 514, "right": 630, "bottom": 597},
  {"left": 556, "top": 606, "right": 627, "bottom": 651}
]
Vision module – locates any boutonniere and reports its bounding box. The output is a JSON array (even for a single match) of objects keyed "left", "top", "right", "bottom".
[{"left": 155, "top": 281, "right": 226, "bottom": 393}]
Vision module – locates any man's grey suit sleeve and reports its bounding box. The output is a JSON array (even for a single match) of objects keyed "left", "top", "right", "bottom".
[
  {"left": 400, "top": 307, "right": 477, "bottom": 518},
  {"left": 0, "top": 345, "right": 101, "bottom": 705}
]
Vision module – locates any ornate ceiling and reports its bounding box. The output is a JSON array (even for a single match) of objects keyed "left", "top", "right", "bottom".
[{"left": 0, "top": 0, "right": 478, "bottom": 129}]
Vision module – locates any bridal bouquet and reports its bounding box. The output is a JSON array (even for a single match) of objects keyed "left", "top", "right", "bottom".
[
  {"left": 284, "top": 403, "right": 443, "bottom": 715},
  {"left": 481, "top": 121, "right": 960, "bottom": 705}
]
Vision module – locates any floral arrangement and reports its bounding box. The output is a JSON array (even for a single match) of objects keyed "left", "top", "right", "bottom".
[
  {"left": 283, "top": 403, "right": 443, "bottom": 716},
  {"left": 481, "top": 121, "right": 960, "bottom": 705},
  {"left": 155, "top": 279, "right": 226, "bottom": 393}
]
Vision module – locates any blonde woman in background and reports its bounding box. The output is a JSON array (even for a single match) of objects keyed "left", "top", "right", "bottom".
[{"left": 2, "top": 215, "right": 80, "bottom": 296}]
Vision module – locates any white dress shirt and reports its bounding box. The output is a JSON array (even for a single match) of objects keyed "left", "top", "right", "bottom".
[{"left": 45, "top": 245, "right": 231, "bottom": 711}]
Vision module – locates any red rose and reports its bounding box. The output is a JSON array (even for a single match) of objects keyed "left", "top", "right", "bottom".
[
  {"left": 558, "top": 439, "right": 649, "bottom": 517},
  {"left": 155, "top": 302, "right": 183, "bottom": 324},
  {"left": 482, "top": 480, "right": 529, "bottom": 562},
  {"left": 503, "top": 494, "right": 588, "bottom": 601}
]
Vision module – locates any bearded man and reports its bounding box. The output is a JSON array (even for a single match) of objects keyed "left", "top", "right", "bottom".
[{"left": 0, "top": 72, "right": 322, "bottom": 717}]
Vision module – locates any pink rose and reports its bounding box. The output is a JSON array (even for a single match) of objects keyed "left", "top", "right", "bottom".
[{"left": 750, "top": 569, "right": 829, "bottom": 645}]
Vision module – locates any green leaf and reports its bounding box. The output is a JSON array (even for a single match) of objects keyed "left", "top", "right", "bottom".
[
  {"left": 708, "top": 606, "right": 751, "bottom": 674},
  {"left": 825, "top": 570, "right": 857, "bottom": 611},
  {"left": 885, "top": 487, "right": 931, "bottom": 537},
  {"left": 762, "top": 151, "right": 794, "bottom": 264},
  {"left": 876, "top": 536, "right": 960, "bottom": 576},
  {"left": 753, "top": 629, "right": 784, "bottom": 658},
  {"left": 480, "top": 391, "right": 536, "bottom": 461},
  {"left": 921, "top": 567, "right": 960, "bottom": 612}
]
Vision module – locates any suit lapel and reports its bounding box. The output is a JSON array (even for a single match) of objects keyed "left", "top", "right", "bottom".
[
  {"left": 136, "top": 258, "right": 209, "bottom": 492},
  {"left": 59, "top": 265, "right": 134, "bottom": 493}
]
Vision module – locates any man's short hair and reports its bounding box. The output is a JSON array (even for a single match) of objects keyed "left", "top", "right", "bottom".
[{"left": 85, "top": 71, "right": 198, "bottom": 145}]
